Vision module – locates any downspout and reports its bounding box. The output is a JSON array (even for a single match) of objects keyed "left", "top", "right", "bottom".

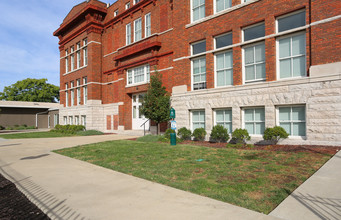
[{"left": 35, "top": 110, "right": 49, "bottom": 128}]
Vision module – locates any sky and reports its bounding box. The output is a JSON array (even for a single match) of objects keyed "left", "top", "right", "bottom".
[{"left": 0, "top": 0, "right": 117, "bottom": 92}]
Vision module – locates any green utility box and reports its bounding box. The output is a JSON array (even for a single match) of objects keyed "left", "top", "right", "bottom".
[{"left": 170, "top": 133, "right": 176, "bottom": 145}]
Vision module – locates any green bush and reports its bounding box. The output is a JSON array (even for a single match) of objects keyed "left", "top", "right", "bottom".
[
  {"left": 163, "top": 128, "right": 175, "bottom": 139},
  {"left": 0, "top": 125, "right": 4, "bottom": 130},
  {"left": 231, "top": 128, "right": 251, "bottom": 144},
  {"left": 210, "top": 125, "right": 229, "bottom": 143},
  {"left": 192, "top": 128, "right": 207, "bottom": 141},
  {"left": 177, "top": 127, "right": 192, "bottom": 140},
  {"left": 51, "top": 125, "right": 85, "bottom": 134},
  {"left": 263, "top": 126, "right": 289, "bottom": 144},
  {"left": 158, "top": 128, "right": 182, "bottom": 143},
  {"left": 76, "top": 130, "right": 103, "bottom": 136}
]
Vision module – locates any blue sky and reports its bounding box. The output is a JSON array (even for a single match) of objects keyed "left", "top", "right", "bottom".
[{"left": 0, "top": 0, "right": 117, "bottom": 92}]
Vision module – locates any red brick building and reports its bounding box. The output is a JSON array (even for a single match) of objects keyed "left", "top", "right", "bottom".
[{"left": 54, "top": 0, "right": 341, "bottom": 145}]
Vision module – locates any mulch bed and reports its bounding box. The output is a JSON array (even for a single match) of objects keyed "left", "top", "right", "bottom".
[{"left": 0, "top": 173, "right": 50, "bottom": 220}]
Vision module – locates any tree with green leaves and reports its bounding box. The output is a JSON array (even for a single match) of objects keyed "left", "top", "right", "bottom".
[
  {"left": 0, "top": 78, "right": 59, "bottom": 103},
  {"left": 140, "top": 68, "right": 170, "bottom": 135}
]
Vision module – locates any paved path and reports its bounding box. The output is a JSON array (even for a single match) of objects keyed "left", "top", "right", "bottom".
[
  {"left": 270, "top": 150, "right": 341, "bottom": 220},
  {"left": 0, "top": 135, "right": 278, "bottom": 220}
]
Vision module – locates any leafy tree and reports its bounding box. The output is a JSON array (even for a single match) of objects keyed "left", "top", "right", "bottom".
[
  {"left": 140, "top": 68, "right": 170, "bottom": 135},
  {"left": 0, "top": 78, "right": 59, "bottom": 103}
]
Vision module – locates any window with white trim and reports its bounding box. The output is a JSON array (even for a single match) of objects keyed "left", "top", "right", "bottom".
[
  {"left": 192, "top": 0, "right": 205, "bottom": 22},
  {"left": 125, "top": 2, "right": 130, "bottom": 9},
  {"left": 70, "top": 46, "right": 75, "bottom": 71},
  {"left": 277, "top": 11, "right": 306, "bottom": 79},
  {"left": 278, "top": 106, "right": 306, "bottom": 136},
  {"left": 54, "top": 114, "right": 59, "bottom": 126},
  {"left": 65, "top": 83, "right": 68, "bottom": 107},
  {"left": 76, "top": 79, "right": 81, "bottom": 105},
  {"left": 215, "top": 0, "right": 232, "bottom": 13},
  {"left": 127, "top": 65, "right": 150, "bottom": 85},
  {"left": 215, "top": 32, "right": 232, "bottom": 49},
  {"left": 83, "top": 77, "right": 88, "bottom": 104},
  {"left": 191, "top": 40, "right": 206, "bottom": 90},
  {"left": 243, "top": 42, "right": 265, "bottom": 83},
  {"left": 69, "top": 116, "right": 73, "bottom": 125},
  {"left": 134, "top": 0, "right": 141, "bottom": 4},
  {"left": 215, "top": 109, "right": 232, "bottom": 133},
  {"left": 215, "top": 50, "right": 233, "bottom": 87},
  {"left": 65, "top": 49, "right": 68, "bottom": 73},
  {"left": 81, "top": 115, "right": 86, "bottom": 127},
  {"left": 191, "top": 110, "right": 205, "bottom": 130},
  {"left": 114, "top": 10, "right": 118, "bottom": 17},
  {"left": 75, "top": 116, "right": 79, "bottom": 125},
  {"left": 76, "top": 42, "right": 81, "bottom": 69},
  {"left": 145, "top": 13, "right": 151, "bottom": 37},
  {"left": 243, "top": 107, "right": 265, "bottom": 135},
  {"left": 243, "top": 23, "right": 265, "bottom": 42},
  {"left": 83, "top": 38, "right": 88, "bottom": 66},
  {"left": 63, "top": 116, "right": 67, "bottom": 125},
  {"left": 70, "top": 81, "right": 74, "bottom": 106},
  {"left": 126, "top": 23, "right": 131, "bottom": 45},
  {"left": 134, "top": 18, "right": 142, "bottom": 42}
]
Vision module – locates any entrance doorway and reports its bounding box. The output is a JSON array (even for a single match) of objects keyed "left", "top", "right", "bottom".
[{"left": 132, "top": 93, "right": 150, "bottom": 130}]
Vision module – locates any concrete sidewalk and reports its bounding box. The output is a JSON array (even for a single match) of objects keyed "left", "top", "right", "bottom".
[
  {"left": 0, "top": 135, "right": 278, "bottom": 220},
  {"left": 270, "top": 150, "right": 341, "bottom": 220}
]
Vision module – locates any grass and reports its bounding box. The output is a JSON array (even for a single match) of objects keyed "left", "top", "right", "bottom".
[
  {"left": 54, "top": 140, "right": 332, "bottom": 214},
  {"left": 0, "top": 130, "right": 104, "bottom": 139},
  {"left": 136, "top": 134, "right": 160, "bottom": 142}
]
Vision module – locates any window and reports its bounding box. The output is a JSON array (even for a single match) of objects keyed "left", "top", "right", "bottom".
[
  {"left": 215, "top": 109, "right": 232, "bottom": 133},
  {"left": 75, "top": 116, "right": 79, "bottom": 125},
  {"left": 81, "top": 115, "right": 86, "bottom": 127},
  {"left": 127, "top": 65, "right": 150, "bottom": 85},
  {"left": 243, "top": 23, "right": 265, "bottom": 42},
  {"left": 83, "top": 77, "right": 88, "bottom": 104},
  {"left": 134, "top": 18, "right": 142, "bottom": 42},
  {"left": 76, "top": 42, "right": 81, "bottom": 69},
  {"left": 192, "top": 57, "right": 206, "bottom": 90},
  {"left": 277, "top": 11, "right": 306, "bottom": 79},
  {"left": 244, "top": 42, "right": 265, "bottom": 83},
  {"left": 77, "top": 79, "right": 81, "bottom": 105},
  {"left": 114, "top": 10, "right": 118, "bottom": 17},
  {"left": 277, "top": 10, "right": 305, "bottom": 33},
  {"left": 244, "top": 108, "right": 265, "bottom": 135},
  {"left": 134, "top": 0, "right": 141, "bottom": 4},
  {"left": 192, "top": 40, "right": 206, "bottom": 55},
  {"left": 192, "top": 0, "right": 205, "bottom": 22},
  {"left": 126, "top": 23, "right": 131, "bottom": 45},
  {"left": 215, "top": 50, "right": 233, "bottom": 87},
  {"left": 215, "top": 33, "right": 232, "bottom": 49},
  {"left": 83, "top": 38, "right": 88, "bottom": 66},
  {"left": 63, "top": 116, "right": 68, "bottom": 125},
  {"left": 191, "top": 110, "right": 205, "bottom": 130},
  {"left": 278, "top": 106, "right": 306, "bottom": 136},
  {"left": 71, "top": 81, "right": 74, "bottom": 106},
  {"left": 145, "top": 13, "right": 151, "bottom": 37},
  {"left": 54, "top": 114, "right": 59, "bottom": 126},
  {"left": 65, "top": 49, "right": 68, "bottom": 73},
  {"left": 125, "top": 2, "right": 130, "bottom": 9},
  {"left": 70, "top": 46, "right": 75, "bottom": 71},
  {"left": 215, "top": 0, "right": 232, "bottom": 13},
  {"left": 65, "top": 83, "right": 68, "bottom": 107},
  {"left": 69, "top": 116, "right": 73, "bottom": 125}
]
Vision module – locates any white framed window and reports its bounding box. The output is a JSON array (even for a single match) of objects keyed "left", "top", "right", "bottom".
[
  {"left": 70, "top": 81, "right": 74, "bottom": 106},
  {"left": 126, "top": 23, "right": 131, "bottom": 45},
  {"left": 65, "top": 49, "right": 68, "bottom": 73},
  {"left": 191, "top": 0, "right": 205, "bottom": 22},
  {"left": 70, "top": 46, "right": 75, "bottom": 71},
  {"left": 192, "top": 57, "right": 206, "bottom": 90},
  {"left": 277, "top": 10, "right": 305, "bottom": 33},
  {"left": 215, "top": 32, "right": 232, "bottom": 49},
  {"left": 215, "top": 109, "right": 232, "bottom": 133},
  {"left": 83, "top": 38, "right": 88, "bottom": 66},
  {"left": 114, "top": 10, "right": 119, "bottom": 17},
  {"left": 83, "top": 77, "right": 88, "bottom": 104},
  {"left": 81, "top": 115, "right": 86, "bottom": 127},
  {"left": 76, "top": 79, "right": 81, "bottom": 105},
  {"left": 243, "top": 107, "right": 265, "bottom": 135},
  {"left": 54, "top": 114, "right": 59, "bottom": 126},
  {"left": 127, "top": 65, "right": 150, "bottom": 85},
  {"left": 125, "top": 2, "right": 130, "bottom": 10},
  {"left": 242, "top": 22, "right": 265, "bottom": 42},
  {"left": 191, "top": 110, "right": 205, "bottom": 130},
  {"left": 192, "top": 40, "right": 206, "bottom": 55},
  {"left": 69, "top": 116, "right": 73, "bottom": 125},
  {"left": 215, "top": 50, "right": 233, "bottom": 87},
  {"left": 278, "top": 106, "right": 306, "bottom": 137},
  {"left": 215, "top": 0, "right": 232, "bottom": 13},
  {"left": 75, "top": 116, "right": 79, "bottom": 125},
  {"left": 145, "top": 13, "right": 151, "bottom": 37},
  {"left": 243, "top": 42, "right": 265, "bottom": 83},
  {"left": 63, "top": 116, "right": 68, "bottom": 125},
  {"left": 134, "top": 18, "right": 142, "bottom": 42},
  {"left": 134, "top": 0, "right": 141, "bottom": 4},
  {"left": 65, "top": 83, "right": 68, "bottom": 107},
  {"left": 76, "top": 42, "right": 81, "bottom": 69}
]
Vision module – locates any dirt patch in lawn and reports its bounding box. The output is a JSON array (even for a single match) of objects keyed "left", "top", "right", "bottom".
[
  {"left": 0, "top": 173, "right": 50, "bottom": 220},
  {"left": 180, "top": 140, "right": 341, "bottom": 155}
]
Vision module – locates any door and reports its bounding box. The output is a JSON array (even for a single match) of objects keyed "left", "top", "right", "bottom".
[{"left": 132, "top": 94, "right": 150, "bottom": 130}]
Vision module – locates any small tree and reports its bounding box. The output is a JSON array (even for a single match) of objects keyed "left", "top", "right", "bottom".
[{"left": 140, "top": 68, "right": 170, "bottom": 135}]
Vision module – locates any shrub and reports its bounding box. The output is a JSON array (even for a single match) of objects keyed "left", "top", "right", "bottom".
[
  {"left": 0, "top": 125, "right": 4, "bottom": 130},
  {"left": 51, "top": 125, "right": 85, "bottom": 134},
  {"left": 231, "top": 128, "right": 251, "bottom": 144},
  {"left": 158, "top": 128, "right": 182, "bottom": 143},
  {"left": 192, "top": 128, "right": 207, "bottom": 141},
  {"left": 163, "top": 128, "right": 175, "bottom": 139},
  {"left": 76, "top": 130, "right": 103, "bottom": 136},
  {"left": 177, "top": 127, "right": 192, "bottom": 140},
  {"left": 263, "top": 126, "right": 289, "bottom": 144},
  {"left": 210, "top": 125, "right": 229, "bottom": 143}
]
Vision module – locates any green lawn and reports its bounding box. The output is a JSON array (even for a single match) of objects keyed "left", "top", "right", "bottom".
[
  {"left": 0, "top": 131, "right": 75, "bottom": 139},
  {"left": 55, "top": 140, "right": 332, "bottom": 214}
]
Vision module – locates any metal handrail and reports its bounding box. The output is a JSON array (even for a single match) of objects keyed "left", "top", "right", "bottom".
[{"left": 140, "top": 118, "right": 150, "bottom": 136}]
